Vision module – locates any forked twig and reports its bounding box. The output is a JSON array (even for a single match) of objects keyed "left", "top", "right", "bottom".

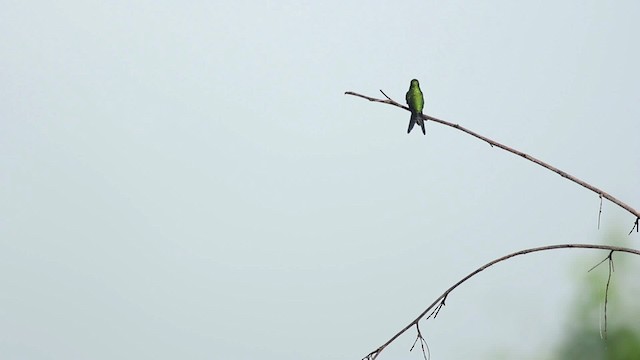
[
  {"left": 409, "top": 322, "right": 430, "bottom": 360},
  {"left": 630, "top": 218, "right": 640, "bottom": 235},
  {"left": 426, "top": 295, "right": 446, "bottom": 320}
]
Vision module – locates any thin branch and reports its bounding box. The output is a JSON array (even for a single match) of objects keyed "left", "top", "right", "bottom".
[
  {"left": 364, "top": 244, "right": 640, "bottom": 360},
  {"left": 345, "top": 91, "right": 640, "bottom": 228}
]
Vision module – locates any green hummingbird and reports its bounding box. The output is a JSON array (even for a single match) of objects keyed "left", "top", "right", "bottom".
[{"left": 405, "top": 79, "right": 425, "bottom": 135}]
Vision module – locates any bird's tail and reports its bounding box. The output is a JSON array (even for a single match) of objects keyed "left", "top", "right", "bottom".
[{"left": 407, "top": 113, "right": 426, "bottom": 135}]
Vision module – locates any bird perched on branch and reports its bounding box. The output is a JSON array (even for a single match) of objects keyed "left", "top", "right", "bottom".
[{"left": 406, "top": 79, "right": 425, "bottom": 135}]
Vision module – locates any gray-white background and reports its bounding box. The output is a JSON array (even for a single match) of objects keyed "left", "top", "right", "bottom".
[{"left": 2, "top": 1, "right": 639, "bottom": 359}]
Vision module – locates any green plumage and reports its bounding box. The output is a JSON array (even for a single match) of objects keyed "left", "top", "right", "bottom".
[{"left": 405, "top": 79, "right": 425, "bottom": 135}]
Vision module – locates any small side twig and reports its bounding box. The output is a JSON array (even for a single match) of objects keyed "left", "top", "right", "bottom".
[
  {"left": 588, "top": 251, "right": 615, "bottom": 339},
  {"left": 598, "top": 194, "right": 603, "bottom": 230},
  {"left": 409, "top": 323, "right": 430, "bottom": 360},
  {"left": 629, "top": 217, "right": 640, "bottom": 235},
  {"left": 425, "top": 295, "right": 446, "bottom": 320}
]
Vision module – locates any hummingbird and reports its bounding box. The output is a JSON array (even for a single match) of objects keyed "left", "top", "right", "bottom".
[{"left": 405, "top": 79, "right": 425, "bottom": 135}]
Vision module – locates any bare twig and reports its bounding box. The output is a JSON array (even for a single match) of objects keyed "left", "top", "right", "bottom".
[
  {"left": 363, "top": 244, "right": 640, "bottom": 360},
  {"left": 603, "top": 253, "right": 614, "bottom": 339},
  {"left": 589, "top": 251, "right": 616, "bottom": 339},
  {"left": 588, "top": 253, "right": 611, "bottom": 272},
  {"left": 598, "top": 194, "right": 603, "bottom": 230},
  {"left": 345, "top": 91, "right": 640, "bottom": 229},
  {"left": 409, "top": 323, "right": 430, "bottom": 360},
  {"left": 630, "top": 217, "right": 640, "bottom": 235},
  {"left": 425, "top": 296, "right": 446, "bottom": 320}
]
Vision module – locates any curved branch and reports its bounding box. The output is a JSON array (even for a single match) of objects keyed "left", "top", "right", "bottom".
[
  {"left": 345, "top": 91, "right": 640, "bottom": 227},
  {"left": 364, "top": 244, "right": 640, "bottom": 360}
]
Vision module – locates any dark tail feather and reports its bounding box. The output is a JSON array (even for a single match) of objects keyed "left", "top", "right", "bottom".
[
  {"left": 418, "top": 116, "right": 426, "bottom": 135},
  {"left": 407, "top": 113, "right": 416, "bottom": 134}
]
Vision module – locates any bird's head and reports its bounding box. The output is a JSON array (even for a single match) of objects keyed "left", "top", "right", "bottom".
[{"left": 410, "top": 79, "right": 420, "bottom": 86}]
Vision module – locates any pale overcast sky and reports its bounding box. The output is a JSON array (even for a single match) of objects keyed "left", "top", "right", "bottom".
[{"left": 1, "top": 1, "right": 639, "bottom": 359}]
